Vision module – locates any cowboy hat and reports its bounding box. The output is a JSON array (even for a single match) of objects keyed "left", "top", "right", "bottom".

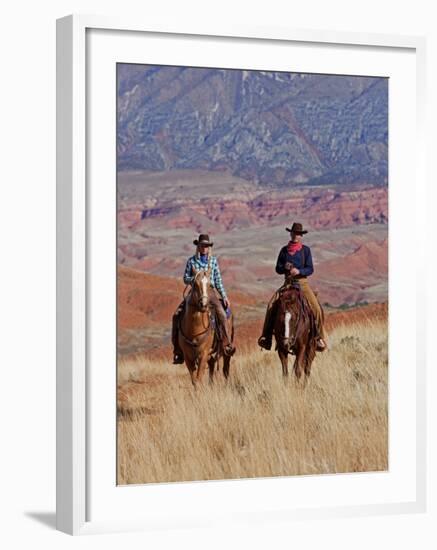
[
  {"left": 193, "top": 234, "right": 214, "bottom": 246},
  {"left": 286, "top": 222, "right": 308, "bottom": 235}
]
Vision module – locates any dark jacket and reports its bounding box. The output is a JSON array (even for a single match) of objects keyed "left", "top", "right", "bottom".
[{"left": 275, "top": 244, "right": 314, "bottom": 277}]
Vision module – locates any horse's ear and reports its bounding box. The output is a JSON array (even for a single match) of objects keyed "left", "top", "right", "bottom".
[{"left": 192, "top": 266, "right": 198, "bottom": 275}]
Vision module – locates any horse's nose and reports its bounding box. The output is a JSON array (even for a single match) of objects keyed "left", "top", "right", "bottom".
[{"left": 282, "top": 338, "right": 290, "bottom": 348}]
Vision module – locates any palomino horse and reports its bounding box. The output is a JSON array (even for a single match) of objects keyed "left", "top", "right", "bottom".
[
  {"left": 178, "top": 266, "right": 234, "bottom": 386},
  {"left": 273, "top": 280, "right": 319, "bottom": 383}
]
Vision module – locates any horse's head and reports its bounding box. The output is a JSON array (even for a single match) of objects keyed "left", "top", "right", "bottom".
[{"left": 190, "top": 266, "right": 211, "bottom": 312}]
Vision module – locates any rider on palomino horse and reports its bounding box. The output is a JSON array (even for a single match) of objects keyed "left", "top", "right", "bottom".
[
  {"left": 258, "top": 222, "right": 329, "bottom": 352},
  {"left": 172, "top": 234, "right": 236, "bottom": 364}
]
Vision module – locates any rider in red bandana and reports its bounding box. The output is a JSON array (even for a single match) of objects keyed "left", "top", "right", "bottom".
[{"left": 258, "top": 222, "right": 328, "bottom": 352}]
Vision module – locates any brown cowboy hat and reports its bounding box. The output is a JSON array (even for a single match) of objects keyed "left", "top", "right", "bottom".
[
  {"left": 286, "top": 222, "right": 308, "bottom": 235},
  {"left": 193, "top": 234, "right": 214, "bottom": 246}
]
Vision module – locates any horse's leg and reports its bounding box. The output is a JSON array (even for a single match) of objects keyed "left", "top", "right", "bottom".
[
  {"left": 302, "top": 341, "right": 317, "bottom": 386},
  {"left": 223, "top": 354, "right": 231, "bottom": 380},
  {"left": 293, "top": 344, "right": 305, "bottom": 382},
  {"left": 180, "top": 312, "right": 196, "bottom": 385},
  {"left": 196, "top": 351, "right": 209, "bottom": 384},
  {"left": 185, "top": 356, "right": 197, "bottom": 387},
  {"left": 208, "top": 355, "right": 216, "bottom": 384},
  {"left": 278, "top": 347, "right": 289, "bottom": 378}
]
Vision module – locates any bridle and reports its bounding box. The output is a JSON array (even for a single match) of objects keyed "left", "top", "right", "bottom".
[
  {"left": 192, "top": 270, "right": 211, "bottom": 312},
  {"left": 179, "top": 268, "right": 212, "bottom": 348}
]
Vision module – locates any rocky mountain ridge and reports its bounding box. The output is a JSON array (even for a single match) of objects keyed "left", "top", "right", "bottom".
[
  {"left": 118, "top": 174, "right": 387, "bottom": 233},
  {"left": 117, "top": 66, "right": 388, "bottom": 187}
]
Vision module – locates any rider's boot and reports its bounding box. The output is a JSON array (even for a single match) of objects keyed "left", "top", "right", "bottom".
[
  {"left": 258, "top": 299, "right": 277, "bottom": 351},
  {"left": 172, "top": 348, "right": 184, "bottom": 364},
  {"left": 258, "top": 335, "right": 272, "bottom": 350},
  {"left": 171, "top": 307, "right": 185, "bottom": 364},
  {"left": 224, "top": 342, "right": 236, "bottom": 356},
  {"left": 316, "top": 337, "right": 327, "bottom": 352}
]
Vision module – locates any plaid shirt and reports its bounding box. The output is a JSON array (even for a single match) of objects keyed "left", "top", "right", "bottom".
[{"left": 183, "top": 253, "right": 228, "bottom": 300}]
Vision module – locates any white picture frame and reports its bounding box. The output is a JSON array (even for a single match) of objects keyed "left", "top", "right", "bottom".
[{"left": 56, "top": 14, "right": 427, "bottom": 535}]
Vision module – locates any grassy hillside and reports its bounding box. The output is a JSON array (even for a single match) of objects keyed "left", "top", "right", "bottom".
[{"left": 117, "top": 318, "right": 388, "bottom": 485}]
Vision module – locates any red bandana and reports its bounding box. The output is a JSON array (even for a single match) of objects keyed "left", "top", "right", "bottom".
[{"left": 287, "top": 240, "right": 303, "bottom": 255}]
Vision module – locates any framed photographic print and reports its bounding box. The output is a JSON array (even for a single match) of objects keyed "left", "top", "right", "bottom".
[{"left": 56, "top": 14, "right": 427, "bottom": 535}]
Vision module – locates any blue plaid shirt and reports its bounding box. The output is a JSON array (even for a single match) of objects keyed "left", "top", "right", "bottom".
[{"left": 183, "top": 253, "right": 228, "bottom": 300}]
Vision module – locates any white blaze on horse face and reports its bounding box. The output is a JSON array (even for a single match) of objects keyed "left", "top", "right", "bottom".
[
  {"left": 201, "top": 273, "right": 208, "bottom": 306},
  {"left": 284, "top": 311, "right": 292, "bottom": 338}
]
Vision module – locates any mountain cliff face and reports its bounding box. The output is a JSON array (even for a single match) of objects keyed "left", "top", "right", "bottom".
[
  {"left": 118, "top": 182, "right": 388, "bottom": 232},
  {"left": 116, "top": 170, "right": 388, "bottom": 308},
  {"left": 117, "top": 65, "right": 388, "bottom": 187}
]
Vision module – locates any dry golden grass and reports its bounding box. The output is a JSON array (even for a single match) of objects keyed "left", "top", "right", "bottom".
[{"left": 117, "top": 319, "right": 388, "bottom": 485}]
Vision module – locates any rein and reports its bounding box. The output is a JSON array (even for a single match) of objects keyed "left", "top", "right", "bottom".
[
  {"left": 178, "top": 298, "right": 211, "bottom": 348},
  {"left": 178, "top": 317, "right": 211, "bottom": 347}
]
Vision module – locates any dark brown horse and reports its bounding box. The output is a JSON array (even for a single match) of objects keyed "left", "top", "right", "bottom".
[
  {"left": 178, "top": 266, "right": 234, "bottom": 386},
  {"left": 272, "top": 281, "right": 319, "bottom": 382}
]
